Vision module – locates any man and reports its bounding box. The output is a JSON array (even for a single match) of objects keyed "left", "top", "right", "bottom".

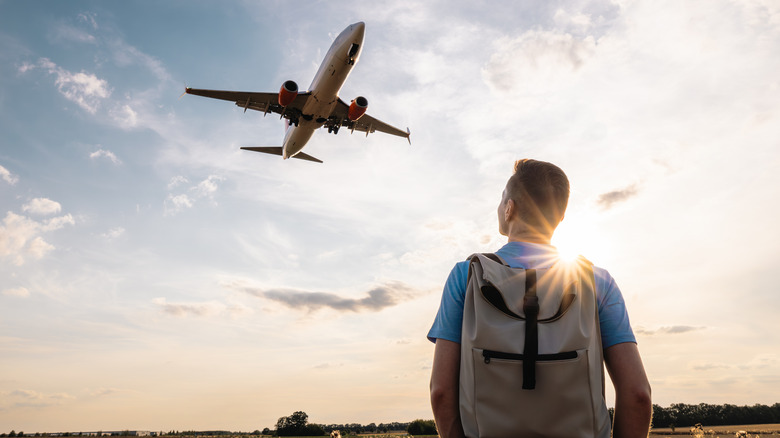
[{"left": 428, "top": 159, "right": 652, "bottom": 438}]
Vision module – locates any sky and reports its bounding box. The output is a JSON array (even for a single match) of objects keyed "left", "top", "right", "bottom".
[{"left": 1, "top": 0, "right": 780, "bottom": 433}]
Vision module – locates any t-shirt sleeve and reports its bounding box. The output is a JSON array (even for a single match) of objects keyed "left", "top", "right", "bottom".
[
  {"left": 427, "top": 261, "right": 469, "bottom": 344},
  {"left": 594, "top": 268, "right": 637, "bottom": 348}
]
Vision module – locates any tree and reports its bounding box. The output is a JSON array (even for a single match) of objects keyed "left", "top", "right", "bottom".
[
  {"left": 407, "top": 419, "right": 437, "bottom": 436},
  {"left": 275, "top": 411, "right": 324, "bottom": 436}
]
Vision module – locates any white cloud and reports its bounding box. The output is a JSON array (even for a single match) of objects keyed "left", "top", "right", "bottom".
[
  {"left": 27, "top": 236, "right": 56, "bottom": 259},
  {"left": 0, "top": 165, "right": 19, "bottom": 185},
  {"left": 20, "top": 58, "right": 111, "bottom": 114},
  {"left": 164, "top": 175, "right": 226, "bottom": 215},
  {"left": 1, "top": 389, "right": 75, "bottom": 409},
  {"left": 54, "top": 24, "right": 97, "bottom": 44},
  {"left": 110, "top": 39, "right": 171, "bottom": 82},
  {"left": 167, "top": 176, "right": 189, "bottom": 190},
  {"left": 164, "top": 194, "right": 194, "bottom": 216},
  {"left": 152, "top": 297, "right": 226, "bottom": 317},
  {"left": 110, "top": 104, "right": 139, "bottom": 129},
  {"left": 482, "top": 30, "right": 596, "bottom": 94},
  {"left": 17, "top": 62, "right": 36, "bottom": 75},
  {"left": 77, "top": 12, "right": 99, "bottom": 30},
  {"left": 100, "top": 227, "right": 125, "bottom": 240},
  {"left": 193, "top": 175, "right": 226, "bottom": 198},
  {"left": 2, "top": 287, "right": 30, "bottom": 298},
  {"left": 90, "top": 149, "right": 122, "bottom": 165},
  {"left": 54, "top": 69, "right": 111, "bottom": 113},
  {"left": 0, "top": 211, "right": 75, "bottom": 266},
  {"left": 42, "top": 214, "right": 75, "bottom": 231},
  {"left": 22, "top": 198, "right": 62, "bottom": 216},
  {"left": 553, "top": 8, "right": 593, "bottom": 32}
]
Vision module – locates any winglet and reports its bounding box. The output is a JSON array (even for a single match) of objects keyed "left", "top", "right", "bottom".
[{"left": 406, "top": 127, "right": 411, "bottom": 145}]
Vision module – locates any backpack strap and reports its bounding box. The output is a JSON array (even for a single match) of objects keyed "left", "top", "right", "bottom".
[
  {"left": 480, "top": 252, "right": 508, "bottom": 266},
  {"left": 577, "top": 255, "right": 606, "bottom": 398},
  {"left": 522, "top": 269, "right": 539, "bottom": 390}
]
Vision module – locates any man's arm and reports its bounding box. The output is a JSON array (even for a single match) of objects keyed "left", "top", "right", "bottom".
[
  {"left": 430, "top": 339, "right": 465, "bottom": 438},
  {"left": 604, "top": 342, "right": 652, "bottom": 438}
]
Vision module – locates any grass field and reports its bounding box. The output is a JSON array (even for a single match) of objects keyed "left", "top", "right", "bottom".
[{"left": 650, "top": 423, "right": 780, "bottom": 436}]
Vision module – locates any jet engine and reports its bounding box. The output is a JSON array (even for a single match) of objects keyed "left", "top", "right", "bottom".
[
  {"left": 348, "top": 96, "right": 368, "bottom": 121},
  {"left": 278, "top": 80, "right": 298, "bottom": 107}
]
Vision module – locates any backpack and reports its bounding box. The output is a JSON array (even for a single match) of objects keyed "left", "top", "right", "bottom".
[{"left": 459, "top": 253, "right": 611, "bottom": 438}]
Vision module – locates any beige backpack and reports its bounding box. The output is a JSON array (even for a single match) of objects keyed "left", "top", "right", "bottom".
[{"left": 459, "top": 253, "right": 611, "bottom": 438}]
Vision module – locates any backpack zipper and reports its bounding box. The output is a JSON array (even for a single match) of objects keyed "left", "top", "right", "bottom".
[{"left": 482, "top": 349, "right": 578, "bottom": 364}]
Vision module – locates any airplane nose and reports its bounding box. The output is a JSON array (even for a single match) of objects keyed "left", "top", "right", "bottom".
[{"left": 351, "top": 21, "right": 365, "bottom": 36}]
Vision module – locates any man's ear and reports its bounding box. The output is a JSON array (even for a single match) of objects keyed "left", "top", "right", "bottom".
[{"left": 504, "top": 198, "right": 516, "bottom": 222}]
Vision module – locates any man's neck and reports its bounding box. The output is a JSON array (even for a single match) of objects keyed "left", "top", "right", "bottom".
[
  {"left": 503, "top": 219, "right": 555, "bottom": 245},
  {"left": 506, "top": 233, "right": 552, "bottom": 245}
]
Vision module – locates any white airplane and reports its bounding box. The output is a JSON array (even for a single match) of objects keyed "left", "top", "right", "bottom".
[{"left": 185, "top": 21, "right": 410, "bottom": 163}]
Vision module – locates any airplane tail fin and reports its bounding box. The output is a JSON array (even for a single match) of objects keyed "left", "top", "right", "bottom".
[{"left": 240, "top": 147, "right": 323, "bottom": 164}]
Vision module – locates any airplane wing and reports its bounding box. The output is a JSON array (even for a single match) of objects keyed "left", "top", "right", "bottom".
[
  {"left": 185, "top": 88, "right": 311, "bottom": 121},
  {"left": 331, "top": 98, "right": 411, "bottom": 142}
]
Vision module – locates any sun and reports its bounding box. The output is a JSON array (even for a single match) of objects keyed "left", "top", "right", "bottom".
[{"left": 551, "top": 221, "right": 587, "bottom": 263}]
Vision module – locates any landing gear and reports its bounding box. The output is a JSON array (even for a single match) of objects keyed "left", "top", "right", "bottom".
[{"left": 327, "top": 125, "right": 340, "bottom": 134}]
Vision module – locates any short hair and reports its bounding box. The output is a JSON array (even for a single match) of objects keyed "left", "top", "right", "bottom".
[{"left": 506, "top": 159, "right": 570, "bottom": 234}]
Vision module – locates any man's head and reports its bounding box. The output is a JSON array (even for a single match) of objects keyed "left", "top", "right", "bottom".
[{"left": 498, "top": 159, "right": 570, "bottom": 241}]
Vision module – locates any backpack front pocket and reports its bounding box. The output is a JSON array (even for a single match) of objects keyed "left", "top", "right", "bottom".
[{"left": 471, "top": 347, "right": 595, "bottom": 438}]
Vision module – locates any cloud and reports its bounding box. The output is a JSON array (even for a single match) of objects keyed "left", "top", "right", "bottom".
[
  {"left": 111, "top": 40, "right": 171, "bottom": 82},
  {"left": 635, "top": 325, "right": 706, "bottom": 336},
  {"left": 22, "top": 198, "right": 62, "bottom": 216},
  {"left": 78, "top": 12, "right": 99, "bottom": 30},
  {"left": 151, "top": 297, "right": 253, "bottom": 319},
  {"left": 2, "top": 287, "right": 30, "bottom": 298},
  {"left": 151, "top": 297, "right": 225, "bottom": 317},
  {"left": 90, "top": 149, "right": 122, "bottom": 165},
  {"left": 0, "top": 165, "right": 19, "bottom": 185},
  {"left": 19, "top": 58, "right": 111, "bottom": 114},
  {"left": 193, "top": 175, "right": 226, "bottom": 198},
  {"left": 109, "top": 104, "right": 139, "bottom": 129},
  {"left": 596, "top": 184, "right": 640, "bottom": 210},
  {"left": 53, "top": 23, "right": 97, "bottom": 44},
  {"left": 164, "top": 194, "right": 194, "bottom": 216},
  {"left": 692, "top": 363, "right": 730, "bottom": 371},
  {"left": 482, "top": 30, "right": 596, "bottom": 94},
  {"left": 0, "top": 211, "right": 75, "bottom": 266},
  {"left": 243, "top": 281, "right": 416, "bottom": 313},
  {"left": 100, "top": 227, "right": 125, "bottom": 240},
  {"left": 1, "top": 389, "right": 75, "bottom": 409},
  {"left": 167, "top": 176, "right": 189, "bottom": 190},
  {"left": 87, "top": 387, "right": 138, "bottom": 398},
  {"left": 164, "top": 175, "right": 226, "bottom": 216}
]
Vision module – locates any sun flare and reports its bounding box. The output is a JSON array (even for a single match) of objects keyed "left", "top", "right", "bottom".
[{"left": 551, "top": 221, "right": 588, "bottom": 263}]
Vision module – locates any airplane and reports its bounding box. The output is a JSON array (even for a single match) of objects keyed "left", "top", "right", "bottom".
[{"left": 185, "top": 21, "right": 410, "bottom": 163}]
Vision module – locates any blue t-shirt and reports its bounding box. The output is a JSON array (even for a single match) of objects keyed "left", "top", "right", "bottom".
[{"left": 427, "top": 241, "right": 636, "bottom": 349}]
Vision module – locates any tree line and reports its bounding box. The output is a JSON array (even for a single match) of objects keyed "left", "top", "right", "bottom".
[
  {"left": 10, "top": 403, "right": 779, "bottom": 438},
  {"left": 650, "top": 403, "right": 780, "bottom": 428},
  {"left": 269, "top": 411, "right": 435, "bottom": 436}
]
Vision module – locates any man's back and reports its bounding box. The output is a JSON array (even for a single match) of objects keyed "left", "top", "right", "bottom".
[{"left": 428, "top": 159, "right": 651, "bottom": 438}]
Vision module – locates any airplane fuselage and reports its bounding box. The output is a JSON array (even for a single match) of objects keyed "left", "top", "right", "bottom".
[{"left": 282, "top": 22, "right": 365, "bottom": 159}]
